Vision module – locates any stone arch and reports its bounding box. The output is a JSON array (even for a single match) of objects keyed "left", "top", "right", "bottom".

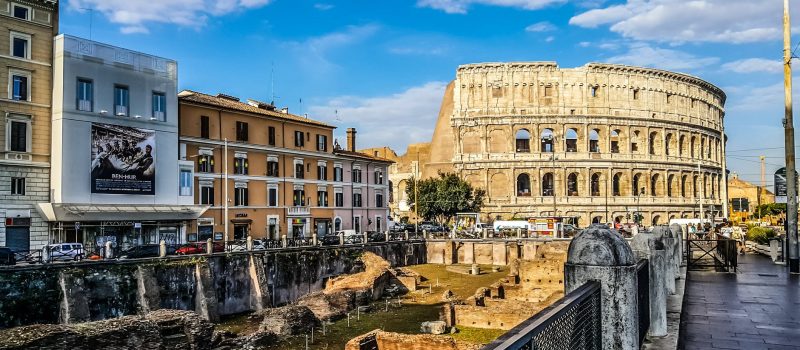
[
  {"left": 515, "top": 129, "right": 531, "bottom": 153},
  {"left": 540, "top": 128, "right": 554, "bottom": 152},
  {"left": 590, "top": 172, "right": 601, "bottom": 197},
  {"left": 489, "top": 173, "right": 510, "bottom": 199},
  {"left": 678, "top": 135, "right": 686, "bottom": 157},
  {"left": 633, "top": 173, "right": 643, "bottom": 196},
  {"left": 667, "top": 174, "right": 677, "bottom": 197},
  {"left": 462, "top": 130, "right": 480, "bottom": 154},
  {"left": 398, "top": 179, "right": 409, "bottom": 202},
  {"left": 591, "top": 216, "right": 603, "bottom": 224},
  {"left": 680, "top": 175, "right": 688, "bottom": 198},
  {"left": 589, "top": 129, "right": 601, "bottom": 152},
  {"left": 610, "top": 129, "right": 621, "bottom": 153},
  {"left": 565, "top": 128, "right": 578, "bottom": 152},
  {"left": 516, "top": 173, "right": 531, "bottom": 196},
  {"left": 612, "top": 172, "right": 623, "bottom": 196},
  {"left": 693, "top": 175, "right": 699, "bottom": 198},
  {"left": 567, "top": 172, "right": 579, "bottom": 196},
  {"left": 464, "top": 174, "right": 482, "bottom": 190},
  {"left": 665, "top": 133, "right": 673, "bottom": 156},
  {"left": 649, "top": 131, "right": 661, "bottom": 155},
  {"left": 652, "top": 215, "right": 662, "bottom": 226},
  {"left": 651, "top": 173, "right": 663, "bottom": 196},
  {"left": 542, "top": 172, "right": 554, "bottom": 196},
  {"left": 690, "top": 136, "right": 697, "bottom": 158},
  {"left": 631, "top": 130, "right": 641, "bottom": 153},
  {"left": 489, "top": 129, "right": 510, "bottom": 153}
]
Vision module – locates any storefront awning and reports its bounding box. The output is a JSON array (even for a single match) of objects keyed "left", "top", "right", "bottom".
[
  {"left": 36, "top": 203, "right": 210, "bottom": 222},
  {"left": 231, "top": 218, "right": 252, "bottom": 224}
]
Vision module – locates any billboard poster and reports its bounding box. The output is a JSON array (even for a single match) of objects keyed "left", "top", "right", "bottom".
[
  {"left": 90, "top": 123, "right": 156, "bottom": 194},
  {"left": 774, "top": 167, "right": 799, "bottom": 204}
]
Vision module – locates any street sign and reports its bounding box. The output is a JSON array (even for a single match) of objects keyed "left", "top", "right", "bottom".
[{"left": 774, "top": 167, "right": 799, "bottom": 203}]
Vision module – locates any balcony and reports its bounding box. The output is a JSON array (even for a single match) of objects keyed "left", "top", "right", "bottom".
[{"left": 288, "top": 206, "right": 310, "bottom": 215}]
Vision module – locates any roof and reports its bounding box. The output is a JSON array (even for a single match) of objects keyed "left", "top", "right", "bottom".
[
  {"left": 178, "top": 90, "right": 335, "bottom": 129},
  {"left": 334, "top": 149, "right": 394, "bottom": 164}
]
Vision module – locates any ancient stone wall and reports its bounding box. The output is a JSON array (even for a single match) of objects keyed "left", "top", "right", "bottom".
[{"left": 0, "top": 241, "right": 426, "bottom": 328}]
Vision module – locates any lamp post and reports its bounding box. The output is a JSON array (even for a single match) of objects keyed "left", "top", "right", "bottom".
[
  {"left": 223, "top": 138, "right": 229, "bottom": 242},
  {"left": 550, "top": 154, "right": 558, "bottom": 217}
]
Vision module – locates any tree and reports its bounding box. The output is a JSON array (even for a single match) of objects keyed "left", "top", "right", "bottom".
[
  {"left": 753, "top": 203, "right": 786, "bottom": 218},
  {"left": 405, "top": 172, "right": 485, "bottom": 225}
]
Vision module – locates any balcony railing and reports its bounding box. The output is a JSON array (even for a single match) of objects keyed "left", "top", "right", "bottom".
[{"left": 288, "top": 206, "right": 310, "bottom": 215}]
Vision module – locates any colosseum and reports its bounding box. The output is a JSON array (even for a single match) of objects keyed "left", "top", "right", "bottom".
[{"left": 363, "top": 62, "right": 727, "bottom": 227}]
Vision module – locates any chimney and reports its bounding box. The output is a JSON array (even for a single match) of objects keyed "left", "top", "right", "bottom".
[{"left": 346, "top": 128, "right": 356, "bottom": 152}]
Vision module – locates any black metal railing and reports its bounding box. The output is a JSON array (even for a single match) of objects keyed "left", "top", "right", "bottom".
[
  {"left": 483, "top": 281, "right": 602, "bottom": 350},
  {"left": 344, "top": 235, "right": 365, "bottom": 245},
  {"left": 262, "top": 239, "right": 283, "bottom": 249},
  {"left": 285, "top": 237, "right": 314, "bottom": 248},
  {"left": 685, "top": 235, "right": 738, "bottom": 272},
  {"left": 636, "top": 259, "right": 650, "bottom": 347},
  {"left": 716, "top": 238, "right": 738, "bottom": 272},
  {"left": 225, "top": 240, "right": 249, "bottom": 252}
]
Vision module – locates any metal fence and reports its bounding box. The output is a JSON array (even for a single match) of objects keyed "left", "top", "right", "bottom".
[
  {"left": 482, "top": 281, "right": 602, "bottom": 350},
  {"left": 636, "top": 259, "right": 650, "bottom": 347}
]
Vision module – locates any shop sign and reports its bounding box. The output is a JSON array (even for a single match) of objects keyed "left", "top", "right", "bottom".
[
  {"left": 235, "top": 213, "right": 248, "bottom": 218},
  {"left": 101, "top": 221, "right": 135, "bottom": 226},
  {"left": 134, "top": 222, "right": 142, "bottom": 228},
  {"left": 292, "top": 218, "right": 305, "bottom": 225},
  {"left": 214, "top": 232, "right": 223, "bottom": 240}
]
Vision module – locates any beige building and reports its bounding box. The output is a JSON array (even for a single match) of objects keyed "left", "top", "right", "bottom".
[
  {"left": 0, "top": 0, "right": 57, "bottom": 251},
  {"left": 727, "top": 173, "right": 774, "bottom": 222},
  {"left": 381, "top": 62, "right": 727, "bottom": 227}
]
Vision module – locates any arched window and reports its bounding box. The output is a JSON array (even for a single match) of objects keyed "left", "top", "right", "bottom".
[
  {"left": 591, "top": 173, "right": 601, "bottom": 197},
  {"left": 665, "top": 133, "right": 673, "bottom": 156},
  {"left": 690, "top": 136, "right": 696, "bottom": 158},
  {"left": 693, "top": 176, "right": 699, "bottom": 198},
  {"left": 631, "top": 131, "right": 640, "bottom": 153},
  {"left": 633, "top": 173, "right": 642, "bottom": 196},
  {"left": 667, "top": 174, "right": 675, "bottom": 197},
  {"left": 516, "top": 173, "right": 531, "bottom": 196},
  {"left": 651, "top": 173, "right": 660, "bottom": 197},
  {"left": 515, "top": 129, "right": 531, "bottom": 153},
  {"left": 678, "top": 135, "right": 686, "bottom": 157},
  {"left": 589, "top": 129, "right": 600, "bottom": 153},
  {"left": 612, "top": 173, "right": 621, "bottom": 196},
  {"left": 681, "top": 175, "right": 687, "bottom": 197},
  {"left": 567, "top": 173, "right": 578, "bottom": 196},
  {"left": 541, "top": 129, "right": 554, "bottom": 153},
  {"left": 334, "top": 217, "right": 342, "bottom": 232},
  {"left": 700, "top": 138, "right": 706, "bottom": 159},
  {"left": 565, "top": 128, "right": 578, "bottom": 152},
  {"left": 542, "top": 173, "right": 554, "bottom": 196},
  {"left": 610, "top": 129, "right": 620, "bottom": 153},
  {"left": 592, "top": 216, "right": 603, "bottom": 224},
  {"left": 649, "top": 131, "right": 659, "bottom": 155},
  {"left": 652, "top": 215, "right": 661, "bottom": 226}
]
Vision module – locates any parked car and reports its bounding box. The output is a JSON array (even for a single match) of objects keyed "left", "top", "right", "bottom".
[
  {"left": 0, "top": 247, "right": 16, "bottom": 265},
  {"left": 118, "top": 245, "right": 160, "bottom": 259},
  {"left": 45, "top": 243, "right": 84, "bottom": 262},
  {"left": 175, "top": 243, "right": 205, "bottom": 255}
]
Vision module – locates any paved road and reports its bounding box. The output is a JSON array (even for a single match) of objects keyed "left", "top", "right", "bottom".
[{"left": 680, "top": 253, "right": 800, "bottom": 350}]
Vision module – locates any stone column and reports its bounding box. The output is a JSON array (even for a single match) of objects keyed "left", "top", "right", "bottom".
[
  {"left": 654, "top": 226, "right": 676, "bottom": 294},
  {"left": 630, "top": 230, "right": 667, "bottom": 337},
  {"left": 565, "top": 225, "right": 639, "bottom": 350},
  {"left": 669, "top": 224, "right": 684, "bottom": 272}
]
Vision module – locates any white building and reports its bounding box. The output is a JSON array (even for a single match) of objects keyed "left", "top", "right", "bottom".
[{"left": 37, "top": 35, "right": 206, "bottom": 251}]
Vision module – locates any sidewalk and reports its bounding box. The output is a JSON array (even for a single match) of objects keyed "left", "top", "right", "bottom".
[{"left": 679, "top": 253, "right": 800, "bottom": 350}]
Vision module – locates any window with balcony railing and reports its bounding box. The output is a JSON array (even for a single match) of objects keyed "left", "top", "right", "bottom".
[
  {"left": 234, "top": 157, "right": 248, "bottom": 175},
  {"left": 318, "top": 191, "right": 328, "bottom": 207},
  {"left": 293, "top": 189, "right": 305, "bottom": 206},
  {"left": 197, "top": 155, "right": 214, "bottom": 172}
]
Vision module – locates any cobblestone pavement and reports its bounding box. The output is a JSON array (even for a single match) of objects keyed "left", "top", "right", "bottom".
[{"left": 680, "top": 253, "right": 800, "bottom": 350}]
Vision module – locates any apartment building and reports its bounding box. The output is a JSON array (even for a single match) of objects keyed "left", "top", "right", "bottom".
[
  {"left": 178, "top": 91, "right": 392, "bottom": 241},
  {"left": 39, "top": 35, "right": 206, "bottom": 251},
  {"left": 0, "top": 0, "right": 57, "bottom": 251}
]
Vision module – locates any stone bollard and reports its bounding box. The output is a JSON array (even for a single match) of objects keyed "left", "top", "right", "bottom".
[
  {"left": 247, "top": 236, "right": 253, "bottom": 251},
  {"left": 482, "top": 228, "right": 488, "bottom": 239},
  {"left": 363, "top": 232, "right": 369, "bottom": 243},
  {"left": 385, "top": 231, "right": 390, "bottom": 242},
  {"left": 339, "top": 233, "right": 344, "bottom": 245},
  {"left": 516, "top": 228, "right": 521, "bottom": 239},
  {"left": 630, "top": 230, "right": 667, "bottom": 337},
  {"left": 312, "top": 234, "right": 318, "bottom": 246},
  {"left": 105, "top": 241, "right": 114, "bottom": 259},
  {"left": 423, "top": 230, "right": 429, "bottom": 239},
  {"left": 653, "top": 227, "right": 676, "bottom": 294},
  {"left": 404, "top": 230, "right": 409, "bottom": 240},
  {"left": 565, "top": 224, "right": 639, "bottom": 350},
  {"left": 206, "top": 238, "right": 213, "bottom": 254},
  {"left": 159, "top": 240, "right": 167, "bottom": 258},
  {"left": 281, "top": 235, "right": 288, "bottom": 248},
  {"left": 668, "top": 224, "right": 684, "bottom": 276}
]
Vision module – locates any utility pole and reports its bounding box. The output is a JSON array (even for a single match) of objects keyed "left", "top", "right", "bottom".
[
  {"left": 783, "top": 0, "right": 799, "bottom": 273},
  {"left": 721, "top": 125, "right": 729, "bottom": 220},
  {"left": 698, "top": 162, "right": 704, "bottom": 223},
  {"left": 759, "top": 155, "right": 765, "bottom": 222},
  {"left": 224, "top": 138, "right": 229, "bottom": 242}
]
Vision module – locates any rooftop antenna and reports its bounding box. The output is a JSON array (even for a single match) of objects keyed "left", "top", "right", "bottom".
[
  {"left": 270, "top": 62, "right": 275, "bottom": 105},
  {"left": 335, "top": 109, "right": 341, "bottom": 122},
  {"left": 81, "top": 8, "right": 94, "bottom": 40}
]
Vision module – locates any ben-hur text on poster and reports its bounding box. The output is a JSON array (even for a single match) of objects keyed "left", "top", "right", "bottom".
[{"left": 90, "top": 123, "right": 156, "bottom": 195}]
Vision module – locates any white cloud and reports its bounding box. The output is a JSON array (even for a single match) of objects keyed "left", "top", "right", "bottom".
[
  {"left": 417, "top": 0, "right": 565, "bottom": 14},
  {"left": 606, "top": 43, "right": 719, "bottom": 72},
  {"left": 68, "top": 0, "right": 270, "bottom": 34},
  {"left": 314, "top": 3, "right": 334, "bottom": 10},
  {"left": 525, "top": 21, "right": 556, "bottom": 32},
  {"left": 545, "top": 36, "right": 555, "bottom": 42},
  {"left": 570, "top": 0, "right": 796, "bottom": 44},
  {"left": 308, "top": 82, "right": 448, "bottom": 151},
  {"left": 283, "top": 24, "right": 380, "bottom": 71},
  {"left": 721, "top": 58, "right": 782, "bottom": 74}
]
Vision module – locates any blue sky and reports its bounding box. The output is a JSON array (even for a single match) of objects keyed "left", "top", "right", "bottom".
[{"left": 60, "top": 0, "right": 798, "bottom": 190}]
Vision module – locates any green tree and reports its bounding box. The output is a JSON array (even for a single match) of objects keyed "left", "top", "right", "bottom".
[
  {"left": 753, "top": 203, "right": 787, "bottom": 218},
  {"left": 405, "top": 172, "right": 485, "bottom": 225}
]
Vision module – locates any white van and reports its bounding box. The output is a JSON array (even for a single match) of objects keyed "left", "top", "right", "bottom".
[
  {"left": 492, "top": 220, "right": 531, "bottom": 232},
  {"left": 44, "top": 243, "right": 84, "bottom": 262}
]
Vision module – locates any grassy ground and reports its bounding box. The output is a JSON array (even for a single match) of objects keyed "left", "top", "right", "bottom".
[{"left": 215, "top": 264, "right": 511, "bottom": 349}]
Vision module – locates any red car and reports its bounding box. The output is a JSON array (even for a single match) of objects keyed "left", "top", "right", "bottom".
[{"left": 175, "top": 242, "right": 225, "bottom": 255}]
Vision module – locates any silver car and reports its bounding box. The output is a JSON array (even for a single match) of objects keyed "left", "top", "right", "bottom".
[{"left": 45, "top": 243, "right": 84, "bottom": 262}]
